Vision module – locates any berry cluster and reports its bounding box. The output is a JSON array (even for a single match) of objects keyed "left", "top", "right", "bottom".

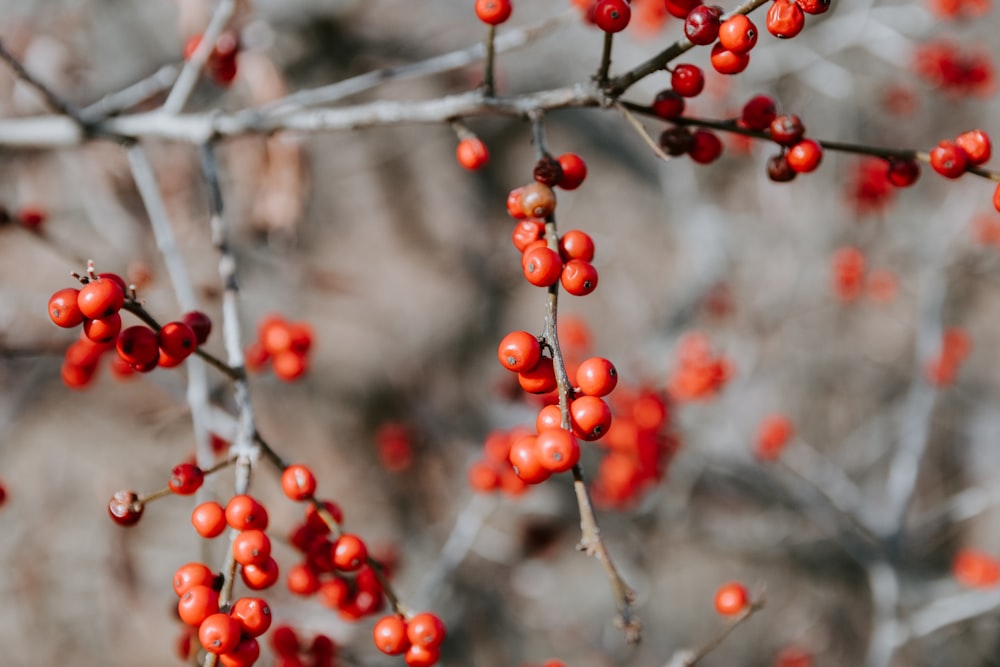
[
  {"left": 929, "top": 128, "right": 991, "bottom": 179},
  {"left": 666, "top": 332, "right": 732, "bottom": 401},
  {"left": 245, "top": 314, "right": 314, "bottom": 381},
  {"left": 184, "top": 31, "right": 241, "bottom": 86},
  {"left": 48, "top": 263, "right": 210, "bottom": 388},
  {"left": 372, "top": 612, "right": 448, "bottom": 667},
  {"left": 266, "top": 626, "right": 337, "bottom": 667},
  {"left": 830, "top": 246, "right": 897, "bottom": 304}
]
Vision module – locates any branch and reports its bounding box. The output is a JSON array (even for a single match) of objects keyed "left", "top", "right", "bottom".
[
  {"left": 664, "top": 596, "right": 766, "bottom": 666},
  {"left": 0, "top": 37, "right": 88, "bottom": 127},
  {"left": 163, "top": 0, "right": 236, "bottom": 115},
  {"left": 81, "top": 64, "right": 179, "bottom": 120}
]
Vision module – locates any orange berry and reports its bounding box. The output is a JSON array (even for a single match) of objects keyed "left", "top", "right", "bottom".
[{"left": 714, "top": 581, "right": 750, "bottom": 615}]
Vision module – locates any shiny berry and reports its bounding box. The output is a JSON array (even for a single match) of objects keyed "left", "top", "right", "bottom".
[
  {"left": 522, "top": 246, "right": 563, "bottom": 287},
  {"left": 108, "top": 489, "right": 143, "bottom": 526},
  {"left": 225, "top": 494, "right": 269, "bottom": 531},
  {"left": 740, "top": 95, "right": 777, "bottom": 130},
  {"left": 886, "top": 157, "right": 920, "bottom": 187},
  {"left": 511, "top": 219, "right": 546, "bottom": 251},
  {"left": 767, "top": 153, "right": 797, "bottom": 182},
  {"left": 518, "top": 356, "right": 557, "bottom": 394},
  {"left": 570, "top": 395, "right": 613, "bottom": 440},
  {"left": 710, "top": 42, "right": 750, "bottom": 74},
  {"left": 173, "top": 562, "right": 218, "bottom": 597},
  {"left": 576, "top": 357, "right": 618, "bottom": 396},
  {"left": 182, "top": 311, "right": 212, "bottom": 345},
  {"left": 331, "top": 533, "right": 368, "bottom": 571},
  {"left": 559, "top": 229, "right": 595, "bottom": 262},
  {"left": 955, "top": 129, "right": 991, "bottom": 165},
  {"left": 282, "top": 464, "right": 317, "bottom": 501},
  {"left": 689, "top": 130, "right": 723, "bottom": 164},
  {"left": 520, "top": 182, "right": 557, "bottom": 218},
  {"left": 930, "top": 140, "right": 969, "bottom": 178},
  {"left": 407, "top": 612, "right": 447, "bottom": 648},
  {"left": 78, "top": 277, "right": 125, "bottom": 319},
  {"left": 456, "top": 137, "right": 489, "bottom": 170},
  {"left": 498, "top": 331, "right": 542, "bottom": 373},
  {"left": 232, "top": 529, "right": 272, "bottom": 566},
  {"left": 718, "top": 15, "right": 758, "bottom": 53},
  {"left": 561, "top": 258, "right": 599, "bottom": 296},
  {"left": 664, "top": 0, "right": 703, "bottom": 18},
  {"left": 797, "top": 0, "right": 830, "bottom": 14},
  {"left": 506, "top": 187, "right": 528, "bottom": 219},
  {"left": 374, "top": 615, "right": 411, "bottom": 655},
  {"left": 684, "top": 5, "right": 722, "bottom": 45},
  {"left": 159, "top": 321, "right": 197, "bottom": 359},
  {"left": 230, "top": 597, "right": 272, "bottom": 637},
  {"left": 219, "top": 636, "right": 260, "bottom": 667},
  {"left": 241, "top": 556, "right": 280, "bottom": 590},
  {"left": 535, "top": 428, "right": 580, "bottom": 472},
  {"left": 659, "top": 126, "right": 694, "bottom": 156},
  {"left": 192, "top": 501, "right": 227, "bottom": 538},
  {"left": 651, "top": 89, "right": 685, "bottom": 119},
  {"left": 671, "top": 64, "right": 705, "bottom": 97},
  {"left": 169, "top": 463, "right": 205, "bottom": 495},
  {"left": 178, "top": 585, "right": 220, "bottom": 626},
  {"left": 405, "top": 644, "right": 441, "bottom": 667},
  {"left": 556, "top": 153, "right": 587, "bottom": 190},
  {"left": 769, "top": 114, "right": 805, "bottom": 146},
  {"left": 785, "top": 139, "right": 823, "bottom": 172},
  {"left": 116, "top": 325, "right": 159, "bottom": 367},
  {"left": 767, "top": 0, "right": 805, "bottom": 38},
  {"left": 714, "top": 581, "right": 750, "bottom": 615},
  {"left": 48, "top": 288, "right": 84, "bottom": 328},
  {"left": 593, "top": 0, "right": 632, "bottom": 32},
  {"left": 475, "top": 0, "right": 512, "bottom": 25},
  {"left": 199, "top": 612, "right": 242, "bottom": 655},
  {"left": 83, "top": 313, "right": 122, "bottom": 344}
]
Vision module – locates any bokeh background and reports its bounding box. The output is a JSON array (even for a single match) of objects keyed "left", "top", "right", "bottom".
[{"left": 2, "top": 0, "right": 1000, "bottom": 665}]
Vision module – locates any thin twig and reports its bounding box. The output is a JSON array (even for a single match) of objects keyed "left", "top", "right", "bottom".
[
  {"left": 0, "top": 37, "right": 88, "bottom": 127},
  {"left": 163, "top": 0, "right": 236, "bottom": 115},
  {"left": 665, "top": 597, "right": 766, "bottom": 666},
  {"left": 483, "top": 25, "right": 498, "bottom": 98},
  {"left": 596, "top": 32, "right": 614, "bottom": 85},
  {"left": 81, "top": 64, "right": 179, "bottom": 121},
  {"left": 614, "top": 101, "right": 671, "bottom": 161}
]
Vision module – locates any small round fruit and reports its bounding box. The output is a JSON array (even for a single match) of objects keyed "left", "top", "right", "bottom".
[
  {"left": 684, "top": 5, "right": 722, "bottom": 45},
  {"left": 83, "top": 313, "right": 122, "bottom": 344},
  {"left": 559, "top": 230, "right": 595, "bottom": 262},
  {"left": 406, "top": 612, "right": 447, "bottom": 648},
  {"left": 373, "top": 615, "right": 411, "bottom": 655},
  {"left": 665, "top": 0, "right": 703, "bottom": 18},
  {"left": 199, "top": 612, "right": 242, "bottom": 655},
  {"left": 956, "top": 129, "right": 991, "bottom": 165},
  {"left": 798, "top": 0, "right": 830, "bottom": 13},
  {"left": 331, "top": 533, "right": 368, "bottom": 572},
  {"left": 230, "top": 597, "right": 272, "bottom": 637},
  {"left": 714, "top": 581, "right": 750, "bottom": 615},
  {"left": 281, "top": 464, "right": 317, "bottom": 501},
  {"left": 557, "top": 153, "right": 587, "bottom": 190},
  {"left": 767, "top": 153, "right": 797, "bottom": 182},
  {"left": 219, "top": 636, "right": 260, "bottom": 667},
  {"left": 232, "top": 529, "right": 272, "bottom": 566},
  {"left": 498, "top": 331, "right": 542, "bottom": 373},
  {"left": 456, "top": 137, "right": 489, "bottom": 170},
  {"left": 159, "top": 321, "right": 198, "bottom": 359},
  {"left": 670, "top": 64, "right": 705, "bottom": 98},
  {"left": 718, "top": 14, "right": 758, "bottom": 54},
  {"left": 169, "top": 463, "right": 205, "bottom": 495},
  {"left": 511, "top": 219, "right": 545, "bottom": 251},
  {"left": 929, "top": 140, "right": 968, "bottom": 178},
  {"left": 769, "top": 114, "right": 805, "bottom": 146},
  {"left": 225, "top": 494, "right": 269, "bottom": 531},
  {"left": 785, "top": 139, "right": 823, "bottom": 173},
  {"left": 173, "top": 562, "right": 217, "bottom": 597},
  {"left": 659, "top": 126, "right": 694, "bottom": 156},
  {"left": 518, "top": 356, "right": 557, "bottom": 394},
  {"left": 405, "top": 644, "right": 441, "bottom": 667},
  {"left": 886, "top": 157, "right": 920, "bottom": 187},
  {"left": 767, "top": 0, "right": 805, "bottom": 38},
  {"left": 651, "top": 89, "right": 685, "bottom": 119},
  {"left": 178, "top": 584, "right": 220, "bottom": 626},
  {"left": 508, "top": 434, "right": 551, "bottom": 484},
  {"left": 740, "top": 95, "right": 777, "bottom": 131},
  {"left": 689, "top": 129, "right": 723, "bottom": 164},
  {"left": 474, "top": 0, "right": 512, "bottom": 25},
  {"left": 533, "top": 155, "right": 564, "bottom": 187},
  {"left": 593, "top": 0, "right": 632, "bottom": 32},
  {"left": 108, "top": 489, "right": 143, "bottom": 526},
  {"left": 570, "top": 395, "right": 613, "bottom": 440},
  {"left": 182, "top": 310, "right": 212, "bottom": 344},
  {"left": 522, "top": 246, "right": 563, "bottom": 287},
  {"left": 536, "top": 404, "right": 563, "bottom": 432},
  {"left": 241, "top": 556, "right": 280, "bottom": 590},
  {"left": 576, "top": 357, "right": 618, "bottom": 396},
  {"left": 710, "top": 42, "right": 750, "bottom": 75},
  {"left": 77, "top": 277, "right": 125, "bottom": 319},
  {"left": 520, "top": 183, "right": 557, "bottom": 219},
  {"left": 48, "top": 288, "right": 84, "bottom": 328},
  {"left": 192, "top": 501, "right": 227, "bottom": 538},
  {"left": 116, "top": 325, "right": 160, "bottom": 367},
  {"left": 535, "top": 428, "right": 580, "bottom": 472},
  {"left": 561, "top": 259, "right": 599, "bottom": 296}
]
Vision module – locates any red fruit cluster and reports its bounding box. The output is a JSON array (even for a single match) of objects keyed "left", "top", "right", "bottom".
[
  {"left": 269, "top": 625, "right": 338, "bottom": 667},
  {"left": 245, "top": 314, "right": 313, "bottom": 381},
  {"left": 666, "top": 332, "right": 732, "bottom": 401},
  {"left": 929, "top": 129, "right": 992, "bottom": 179},
  {"left": 914, "top": 40, "right": 995, "bottom": 98},
  {"left": 372, "top": 612, "right": 447, "bottom": 667},
  {"left": 754, "top": 414, "right": 794, "bottom": 461},
  {"left": 925, "top": 326, "right": 972, "bottom": 387},
  {"left": 174, "top": 559, "right": 270, "bottom": 667},
  {"left": 184, "top": 31, "right": 240, "bottom": 86},
  {"left": 952, "top": 548, "right": 1000, "bottom": 588},
  {"left": 651, "top": 76, "right": 725, "bottom": 164}
]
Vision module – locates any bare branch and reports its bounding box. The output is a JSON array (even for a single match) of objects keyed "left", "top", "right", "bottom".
[{"left": 163, "top": 0, "right": 237, "bottom": 115}]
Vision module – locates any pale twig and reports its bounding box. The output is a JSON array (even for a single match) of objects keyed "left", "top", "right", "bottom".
[
  {"left": 614, "top": 101, "right": 671, "bottom": 161},
  {"left": 529, "top": 111, "right": 640, "bottom": 643},
  {"left": 81, "top": 64, "right": 179, "bottom": 120},
  {"left": 258, "top": 10, "right": 576, "bottom": 116},
  {"left": 664, "top": 596, "right": 766, "bottom": 666},
  {"left": 163, "top": 0, "right": 236, "bottom": 115},
  {"left": 125, "top": 144, "right": 215, "bottom": 481},
  {"left": 899, "top": 586, "right": 1000, "bottom": 646},
  {"left": 864, "top": 560, "right": 900, "bottom": 667}
]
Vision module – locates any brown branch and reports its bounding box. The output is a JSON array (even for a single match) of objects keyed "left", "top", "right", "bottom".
[{"left": 665, "top": 596, "right": 766, "bottom": 666}]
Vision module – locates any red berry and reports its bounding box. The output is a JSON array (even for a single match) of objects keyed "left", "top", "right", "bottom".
[
  {"left": 229, "top": 597, "right": 272, "bottom": 637},
  {"left": 785, "top": 139, "right": 823, "bottom": 173},
  {"left": 508, "top": 434, "right": 551, "bottom": 484},
  {"left": 671, "top": 64, "right": 705, "bottom": 98},
  {"left": 535, "top": 428, "right": 580, "bottom": 472},
  {"left": 560, "top": 258, "right": 599, "bottom": 296},
  {"left": 169, "top": 462, "right": 205, "bottom": 495},
  {"left": 192, "top": 501, "right": 227, "bottom": 538},
  {"left": 182, "top": 311, "right": 212, "bottom": 344},
  {"left": 576, "top": 357, "right": 618, "bottom": 396},
  {"left": 159, "top": 320, "right": 197, "bottom": 359},
  {"left": 241, "top": 556, "right": 280, "bottom": 590},
  {"left": 520, "top": 183, "right": 557, "bottom": 218},
  {"left": 232, "top": 529, "right": 272, "bottom": 566},
  {"left": 955, "top": 129, "right": 991, "bottom": 166},
  {"left": 659, "top": 126, "right": 694, "bottom": 156},
  {"left": 755, "top": 414, "right": 794, "bottom": 460},
  {"left": 173, "top": 562, "right": 217, "bottom": 597},
  {"left": 994, "top": 182, "right": 1000, "bottom": 214},
  {"left": 886, "top": 158, "right": 920, "bottom": 187},
  {"left": 16, "top": 205, "right": 46, "bottom": 229},
  {"left": 456, "top": 137, "right": 489, "bottom": 170},
  {"left": 740, "top": 95, "right": 777, "bottom": 131},
  {"left": 929, "top": 140, "right": 969, "bottom": 178},
  {"left": 767, "top": 0, "right": 805, "bottom": 38},
  {"left": 405, "top": 644, "right": 441, "bottom": 667},
  {"left": 710, "top": 42, "right": 750, "bottom": 75},
  {"left": 178, "top": 585, "right": 220, "bottom": 626},
  {"left": 373, "top": 615, "right": 411, "bottom": 655},
  {"left": 199, "top": 612, "right": 242, "bottom": 655},
  {"left": 522, "top": 246, "right": 563, "bottom": 287},
  {"left": 518, "top": 356, "right": 557, "bottom": 394},
  {"left": 536, "top": 404, "right": 563, "bottom": 432},
  {"left": 556, "top": 153, "right": 587, "bottom": 190},
  {"left": 506, "top": 187, "right": 528, "bottom": 219},
  {"left": 331, "top": 533, "right": 368, "bottom": 572},
  {"left": 282, "top": 464, "right": 317, "bottom": 501},
  {"left": 570, "top": 395, "right": 613, "bottom": 440},
  {"left": 684, "top": 5, "right": 722, "bottom": 44},
  {"left": 559, "top": 229, "right": 595, "bottom": 262},
  {"left": 511, "top": 219, "right": 546, "bottom": 251},
  {"left": 406, "top": 612, "right": 447, "bottom": 648},
  {"left": 77, "top": 277, "right": 125, "bottom": 319},
  {"left": 108, "top": 489, "right": 143, "bottom": 526},
  {"left": 714, "top": 581, "right": 750, "bottom": 615},
  {"left": 225, "top": 494, "right": 269, "bottom": 531},
  {"left": 651, "top": 89, "right": 686, "bottom": 119},
  {"left": 286, "top": 562, "right": 321, "bottom": 595},
  {"left": 498, "top": 331, "right": 542, "bottom": 373},
  {"left": 305, "top": 499, "right": 344, "bottom": 533},
  {"left": 593, "top": 0, "right": 632, "bottom": 33},
  {"left": 219, "top": 636, "right": 260, "bottom": 667},
  {"left": 83, "top": 313, "right": 122, "bottom": 344},
  {"left": 767, "top": 153, "right": 797, "bottom": 182},
  {"left": 769, "top": 114, "right": 805, "bottom": 146},
  {"left": 116, "top": 325, "right": 159, "bottom": 367},
  {"left": 474, "top": 0, "right": 512, "bottom": 25},
  {"left": 689, "top": 129, "right": 723, "bottom": 164},
  {"left": 797, "top": 0, "right": 830, "bottom": 14},
  {"left": 718, "top": 15, "right": 758, "bottom": 54},
  {"left": 48, "top": 288, "right": 84, "bottom": 328},
  {"left": 270, "top": 625, "right": 301, "bottom": 657}
]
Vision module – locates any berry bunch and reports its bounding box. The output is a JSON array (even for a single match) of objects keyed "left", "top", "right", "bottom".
[
  {"left": 666, "top": 332, "right": 732, "bottom": 401},
  {"left": 245, "top": 314, "right": 313, "bottom": 381},
  {"left": 372, "top": 612, "right": 448, "bottom": 667},
  {"left": 929, "top": 128, "right": 991, "bottom": 179},
  {"left": 184, "top": 31, "right": 241, "bottom": 87}
]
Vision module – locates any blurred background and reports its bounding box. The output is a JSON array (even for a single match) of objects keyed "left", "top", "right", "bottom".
[{"left": 1, "top": 0, "right": 1000, "bottom": 665}]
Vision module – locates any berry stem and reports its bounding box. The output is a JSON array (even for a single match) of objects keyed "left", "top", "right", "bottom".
[
  {"left": 596, "top": 32, "right": 614, "bottom": 86},
  {"left": 0, "top": 37, "right": 89, "bottom": 130},
  {"left": 666, "top": 595, "right": 765, "bottom": 665},
  {"left": 483, "top": 24, "right": 498, "bottom": 98},
  {"left": 614, "top": 101, "right": 672, "bottom": 161},
  {"left": 137, "top": 455, "right": 237, "bottom": 505}
]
